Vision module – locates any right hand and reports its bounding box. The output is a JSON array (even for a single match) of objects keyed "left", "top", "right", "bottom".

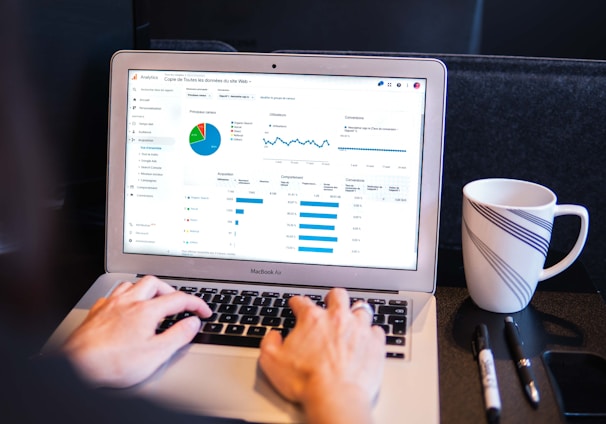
[{"left": 259, "top": 288, "right": 386, "bottom": 424}]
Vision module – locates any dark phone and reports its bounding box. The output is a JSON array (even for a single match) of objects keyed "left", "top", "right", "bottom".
[{"left": 542, "top": 351, "right": 606, "bottom": 419}]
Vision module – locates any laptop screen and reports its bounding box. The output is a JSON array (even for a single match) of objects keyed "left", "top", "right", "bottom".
[{"left": 123, "top": 69, "right": 427, "bottom": 271}]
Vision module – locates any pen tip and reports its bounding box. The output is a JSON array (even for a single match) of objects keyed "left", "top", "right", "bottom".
[
  {"left": 487, "top": 407, "right": 500, "bottom": 423},
  {"left": 505, "top": 316, "right": 513, "bottom": 323}
]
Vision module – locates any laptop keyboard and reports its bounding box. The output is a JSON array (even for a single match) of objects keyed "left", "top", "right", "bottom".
[{"left": 157, "top": 286, "right": 408, "bottom": 359}]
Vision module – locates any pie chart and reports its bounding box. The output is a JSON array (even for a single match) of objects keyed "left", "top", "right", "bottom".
[{"left": 189, "top": 123, "right": 221, "bottom": 156}]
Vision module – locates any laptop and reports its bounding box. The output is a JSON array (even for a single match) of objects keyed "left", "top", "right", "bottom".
[{"left": 44, "top": 50, "right": 446, "bottom": 423}]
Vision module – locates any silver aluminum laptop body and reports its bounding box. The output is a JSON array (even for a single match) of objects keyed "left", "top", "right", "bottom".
[{"left": 45, "top": 51, "right": 446, "bottom": 423}]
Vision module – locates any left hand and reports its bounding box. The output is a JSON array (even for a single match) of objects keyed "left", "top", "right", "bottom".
[{"left": 62, "top": 275, "right": 211, "bottom": 388}]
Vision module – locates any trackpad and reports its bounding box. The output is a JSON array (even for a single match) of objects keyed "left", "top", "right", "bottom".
[{"left": 132, "top": 347, "right": 304, "bottom": 423}]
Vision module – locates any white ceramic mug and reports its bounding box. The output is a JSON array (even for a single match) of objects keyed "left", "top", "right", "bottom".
[{"left": 462, "top": 178, "right": 589, "bottom": 313}]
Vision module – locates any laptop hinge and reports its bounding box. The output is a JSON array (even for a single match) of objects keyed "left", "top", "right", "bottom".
[{"left": 139, "top": 274, "right": 400, "bottom": 295}]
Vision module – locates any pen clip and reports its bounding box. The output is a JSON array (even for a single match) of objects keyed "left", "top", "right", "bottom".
[
  {"left": 507, "top": 316, "right": 524, "bottom": 347},
  {"left": 513, "top": 321, "right": 524, "bottom": 346}
]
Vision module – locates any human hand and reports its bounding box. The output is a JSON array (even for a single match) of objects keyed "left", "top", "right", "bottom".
[
  {"left": 62, "top": 275, "right": 211, "bottom": 388},
  {"left": 259, "top": 288, "right": 386, "bottom": 424}
]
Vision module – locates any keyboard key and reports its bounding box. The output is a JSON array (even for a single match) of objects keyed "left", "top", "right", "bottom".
[
  {"left": 261, "top": 317, "right": 282, "bottom": 327},
  {"left": 253, "top": 297, "right": 272, "bottom": 307},
  {"left": 218, "top": 304, "right": 238, "bottom": 313},
  {"left": 239, "top": 306, "right": 258, "bottom": 315},
  {"left": 200, "top": 313, "right": 218, "bottom": 322},
  {"left": 377, "top": 324, "right": 390, "bottom": 334},
  {"left": 219, "top": 314, "right": 239, "bottom": 323},
  {"left": 198, "top": 293, "right": 213, "bottom": 302},
  {"left": 192, "top": 333, "right": 262, "bottom": 348},
  {"left": 247, "top": 326, "right": 267, "bottom": 337},
  {"left": 212, "top": 294, "right": 232, "bottom": 303},
  {"left": 260, "top": 307, "right": 279, "bottom": 317},
  {"left": 159, "top": 319, "right": 176, "bottom": 330},
  {"left": 203, "top": 323, "right": 223, "bottom": 333},
  {"left": 378, "top": 305, "right": 407, "bottom": 315},
  {"left": 199, "top": 288, "right": 218, "bottom": 294},
  {"left": 388, "top": 316, "right": 406, "bottom": 326},
  {"left": 373, "top": 314, "right": 386, "bottom": 325},
  {"left": 225, "top": 325, "right": 245, "bottom": 335},
  {"left": 233, "top": 296, "right": 252, "bottom": 305},
  {"left": 280, "top": 308, "right": 294, "bottom": 318},
  {"left": 392, "top": 324, "right": 406, "bottom": 335},
  {"left": 273, "top": 298, "right": 288, "bottom": 307},
  {"left": 387, "top": 336, "right": 405, "bottom": 346},
  {"left": 240, "top": 315, "right": 260, "bottom": 325},
  {"left": 179, "top": 286, "right": 198, "bottom": 294}
]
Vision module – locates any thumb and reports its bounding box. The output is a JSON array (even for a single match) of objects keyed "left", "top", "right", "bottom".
[
  {"left": 259, "top": 329, "right": 284, "bottom": 369},
  {"left": 155, "top": 316, "right": 201, "bottom": 354}
]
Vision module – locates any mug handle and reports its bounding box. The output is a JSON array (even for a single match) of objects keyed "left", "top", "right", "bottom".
[{"left": 539, "top": 204, "right": 589, "bottom": 281}]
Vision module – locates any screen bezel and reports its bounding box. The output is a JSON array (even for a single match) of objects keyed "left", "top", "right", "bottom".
[{"left": 106, "top": 50, "right": 446, "bottom": 293}]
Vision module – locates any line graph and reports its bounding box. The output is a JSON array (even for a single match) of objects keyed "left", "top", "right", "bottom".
[{"left": 263, "top": 137, "right": 330, "bottom": 148}]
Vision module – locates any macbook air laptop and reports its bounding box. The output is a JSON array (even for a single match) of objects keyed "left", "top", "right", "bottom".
[{"left": 44, "top": 50, "right": 446, "bottom": 423}]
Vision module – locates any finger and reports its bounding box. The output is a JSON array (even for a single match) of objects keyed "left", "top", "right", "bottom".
[
  {"left": 109, "top": 281, "right": 133, "bottom": 297},
  {"left": 148, "top": 290, "right": 212, "bottom": 320},
  {"left": 288, "top": 295, "right": 316, "bottom": 318},
  {"left": 128, "top": 275, "right": 176, "bottom": 300},
  {"left": 351, "top": 300, "right": 375, "bottom": 325},
  {"left": 371, "top": 324, "right": 387, "bottom": 344},
  {"left": 260, "top": 328, "right": 284, "bottom": 355},
  {"left": 324, "top": 287, "right": 350, "bottom": 312},
  {"left": 88, "top": 297, "right": 107, "bottom": 314},
  {"left": 153, "top": 316, "right": 201, "bottom": 355},
  {"left": 259, "top": 331, "right": 298, "bottom": 402}
]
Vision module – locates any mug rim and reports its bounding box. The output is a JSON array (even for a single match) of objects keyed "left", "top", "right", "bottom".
[{"left": 463, "top": 178, "right": 557, "bottom": 209}]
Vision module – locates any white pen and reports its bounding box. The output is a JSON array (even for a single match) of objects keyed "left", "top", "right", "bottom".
[{"left": 473, "top": 324, "right": 501, "bottom": 423}]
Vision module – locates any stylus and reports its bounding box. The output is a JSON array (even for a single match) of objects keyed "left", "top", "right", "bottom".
[
  {"left": 504, "top": 316, "right": 540, "bottom": 407},
  {"left": 473, "top": 324, "right": 501, "bottom": 423}
]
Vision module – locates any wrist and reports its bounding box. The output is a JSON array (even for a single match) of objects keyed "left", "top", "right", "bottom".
[{"left": 302, "top": 377, "right": 374, "bottom": 424}]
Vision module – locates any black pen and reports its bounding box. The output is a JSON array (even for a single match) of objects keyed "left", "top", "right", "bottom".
[
  {"left": 504, "top": 316, "right": 540, "bottom": 407},
  {"left": 473, "top": 324, "right": 501, "bottom": 423}
]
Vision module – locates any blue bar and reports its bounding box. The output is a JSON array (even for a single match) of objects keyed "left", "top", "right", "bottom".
[
  {"left": 235, "top": 220, "right": 239, "bottom": 225},
  {"left": 236, "top": 197, "right": 264, "bottom": 204},
  {"left": 300, "top": 201, "right": 339, "bottom": 208},
  {"left": 299, "top": 235, "right": 338, "bottom": 242},
  {"left": 298, "top": 246, "right": 334, "bottom": 253},
  {"left": 300, "top": 212, "right": 337, "bottom": 219},
  {"left": 236, "top": 209, "right": 244, "bottom": 214},
  {"left": 299, "top": 224, "right": 335, "bottom": 231}
]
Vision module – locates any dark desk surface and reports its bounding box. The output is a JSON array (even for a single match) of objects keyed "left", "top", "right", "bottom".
[
  {"left": 43, "top": 220, "right": 606, "bottom": 423},
  {"left": 436, "top": 250, "right": 606, "bottom": 424}
]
